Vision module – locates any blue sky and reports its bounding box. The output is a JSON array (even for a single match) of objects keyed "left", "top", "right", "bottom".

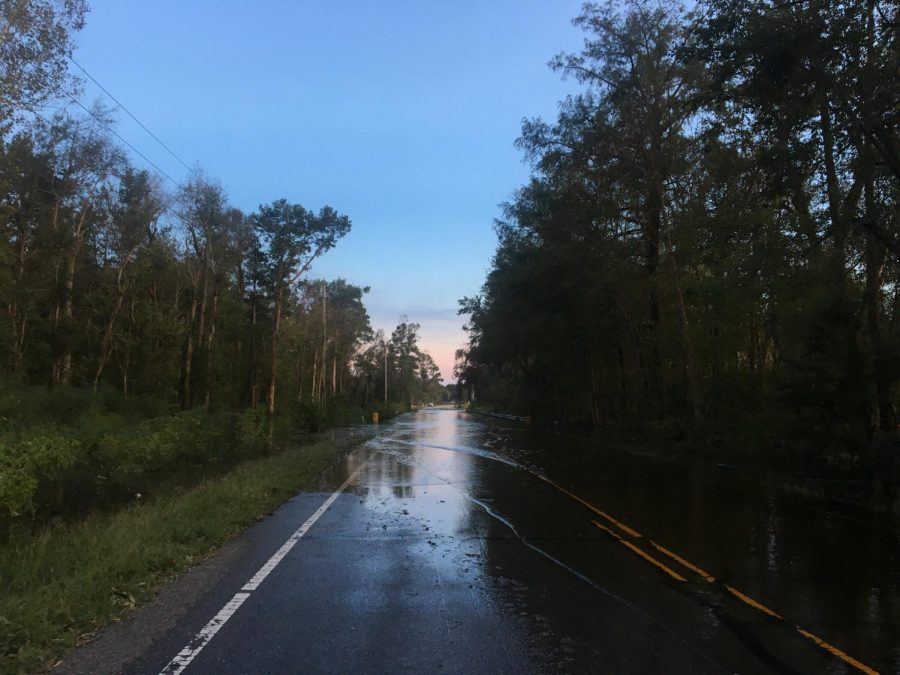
[{"left": 72, "top": 0, "right": 586, "bottom": 381}]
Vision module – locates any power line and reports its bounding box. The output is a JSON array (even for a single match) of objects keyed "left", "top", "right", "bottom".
[
  {"left": 63, "top": 97, "right": 187, "bottom": 221},
  {"left": 69, "top": 56, "right": 199, "bottom": 178},
  {"left": 25, "top": 106, "right": 184, "bottom": 223},
  {"left": 66, "top": 94, "right": 186, "bottom": 192},
  {"left": 25, "top": 106, "right": 57, "bottom": 129}
]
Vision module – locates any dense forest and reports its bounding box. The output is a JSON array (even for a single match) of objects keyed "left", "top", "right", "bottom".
[
  {"left": 458, "top": 1, "right": 899, "bottom": 484},
  {"left": 0, "top": 1, "right": 445, "bottom": 524}
]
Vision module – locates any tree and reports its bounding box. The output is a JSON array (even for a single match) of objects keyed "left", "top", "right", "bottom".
[
  {"left": 282, "top": 279, "right": 371, "bottom": 407},
  {"left": 459, "top": 0, "right": 900, "bottom": 485},
  {"left": 520, "top": 0, "right": 705, "bottom": 420},
  {"left": 0, "top": 0, "right": 88, "bottom": 126},
  {"left": 91, "top": 168, "right": 162, "bottom": 392},
  {"left": 32, "top": 110, "right": 123, "bottom": 385},
  {"left": 0, "top": 131, "right": 56, "bottom": 375},
  {"left": 416, "top": 351, "right": 444, "bottom": 404},
  {"left": 389, "top": 319, "right": 420, "bottom": 405},
  {"left": 697, "top": 0, "right": 900, "bottom": 459},
  {"left": 177, "top": 176, "right": 227, "bottom": 408},
  {"left": 252, "top": 200, "right": 350, "bottom": 414}
]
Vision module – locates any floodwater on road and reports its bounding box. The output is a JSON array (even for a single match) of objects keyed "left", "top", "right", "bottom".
[
  {"left": 73, "top": 408, "right": 898, "bottom": 674},
  {"left": 428, "top": 415, "right": 900, "bottom": 673},
  {"left": 458, "top": 410, "right": 900, "bottom": 674},
  {"left": 344, "top": 409, "right": 898, "bottom": 673}
]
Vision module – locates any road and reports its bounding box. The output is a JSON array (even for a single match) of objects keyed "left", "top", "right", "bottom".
[{"left": 60, "top": 409, "right": 896, "bottom": 674}]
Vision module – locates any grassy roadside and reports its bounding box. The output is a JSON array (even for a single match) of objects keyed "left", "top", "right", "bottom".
[{"left": 0, "top": 438, "right": 350, "bottom": 674}]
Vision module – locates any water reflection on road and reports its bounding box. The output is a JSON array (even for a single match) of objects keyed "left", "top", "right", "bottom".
[{"left": 339, "top": 409, "right": 897, "bottom": 673}]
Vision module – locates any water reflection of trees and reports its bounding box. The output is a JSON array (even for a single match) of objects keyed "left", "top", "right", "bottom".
[{"left": 473, "top": 425, "right": 899, "bottom": 671}]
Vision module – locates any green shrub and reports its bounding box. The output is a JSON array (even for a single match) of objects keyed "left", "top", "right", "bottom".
[
  {"left": 97, "top": 410, "right": 235, "bottom": 495},
  {"left": 91, "top": 385, "right": 173, "bottom": 421},
  {"left": 237, "top": 407, "right": 271, "bottom": 457},
  {"left": 291, "top": 401, "right": 323, "bottom": 433},
  {"left": 0, "top": 451, "right": 36, "bottom": 517},
  {"left": 0, "top": 381, "right": 372, "bottom": 528},
  {"left": 0, "top": 428, "right": 81, "bottom": 517},
  {"left": 325, "top": 398, "right": 367, "bottom": 427}
]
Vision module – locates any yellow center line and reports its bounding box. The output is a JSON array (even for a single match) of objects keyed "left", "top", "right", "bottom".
[
  {"left": 594, "top": 509, "right": 643, "bottom": 539},
  {"left": 530, "top": 470, "right": 643, "bottom": 538},
  {"left": 529, "top": 468, "right": 879, "bottom": 674},
  {"left": 592, "top": 521, "right": 686, "bottom": 582},
  {"left": 724, "top": 588, "right": 880, "bottom": 673},
  {"left": 649, "top": 540, "right": 716, "bottom": 583},
  {"left": 723, "top": 584, "right": 783, "bottom": 620},
  {"left": 796, "top": 629, "right": 880, "bottom": 675}
]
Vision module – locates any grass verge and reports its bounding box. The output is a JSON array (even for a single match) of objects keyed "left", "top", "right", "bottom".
[{"left": 0, "top": 438, "right": 348, "bottom": 674}]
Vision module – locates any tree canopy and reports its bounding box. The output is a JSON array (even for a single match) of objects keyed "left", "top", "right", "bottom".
[{"left": 459, "top": 1, "right": 900, "bottom": 473}]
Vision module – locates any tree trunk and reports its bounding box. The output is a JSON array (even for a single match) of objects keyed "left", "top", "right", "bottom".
[
  {"left": 93, "top": 291, "right": 125, "bottom": 393},
  {"left": 332, "top": 347, "right": 337, "bottom": 397},
  {"left": 93, "top": 254, "right": 133, "bottom": 393},
  {"left": 320, "top": 282, "right": 327, "bottom": 411},
  {"left": 58, "top": 204, "right": 90, "bottom": 386},
  {"left": 204, "top": 285, "right": 219, "bottom": 409},
  {"left": 668, "top": 231, "right": 702, "bottom": 424},
  {"left": 297, "top": 345, "right": 306, "bottom": 402},
  {"left": 122, "top": 297, "right": 136, "bottom": 397},
  {"left": 643, "top": 155, "right": 664, "bottom": 414},
  {"left": 311, "top": 346, "right": 318, "bottom": 404},
  {"left": 820, "top": 99, "right": 844, "bottom": 234},
  {"left": 122, "top": 350, "right": 129, "bottom": 396},
  {"left": 10, "top": 307, "right": 28, "bottom": 376},
  {"left": 195, "top": 251, "right": 210, "bottom": 402},
  {"left": 862, "top": 176, "right": 894, "bottom": 433},
  {"left": 248, "top": 299, "right": 257, "bottom": 407},
  {"left": 267, "top": 283, "right": 283, "bottom": 415},
  {"left": 181, "top": 269, "right": 201, "bottom": 409},
  {"left": 9, "top": 216, "right": 29, "bottom": 374}
]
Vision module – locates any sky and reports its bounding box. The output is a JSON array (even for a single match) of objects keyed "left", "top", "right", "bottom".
[{"left": 71, "top": 0, "right": 587, "bottom": 382}]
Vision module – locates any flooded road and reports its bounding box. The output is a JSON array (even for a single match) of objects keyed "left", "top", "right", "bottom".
[{"left": 99, "top": 409, "right": 895, "bottom": 673}]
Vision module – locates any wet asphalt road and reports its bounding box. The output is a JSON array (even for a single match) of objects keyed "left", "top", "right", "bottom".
[{"left": 64, "top": 409, "right": 896, "bottom": 674}]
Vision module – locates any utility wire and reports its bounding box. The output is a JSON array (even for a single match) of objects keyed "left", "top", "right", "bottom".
[
  {"left": 26, "top": 106, "right": 57, "bottom": 129},
  {"left": 66, "top": 94, "right": 185, "bottom": 192},
  {"left": 69, "top": 56, "right": 199, "bottom": 177},
  {"left": 26, "top": 105, "right": 184, "bottom": 223}
]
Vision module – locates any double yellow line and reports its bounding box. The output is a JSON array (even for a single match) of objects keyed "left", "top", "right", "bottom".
[{"left": 529, "top": 470, "right": 880, "bottom": 675}]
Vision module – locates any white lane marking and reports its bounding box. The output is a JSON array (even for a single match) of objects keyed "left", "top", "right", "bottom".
[
  {"left": 242, "top": 466, "right": 364, "bottom": 591},
  {"left": 159, "top": 462, "right": 367, "bottom": 675},
  {"left": 160, "top": 592, "right": 250, "bottom": 675}
]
